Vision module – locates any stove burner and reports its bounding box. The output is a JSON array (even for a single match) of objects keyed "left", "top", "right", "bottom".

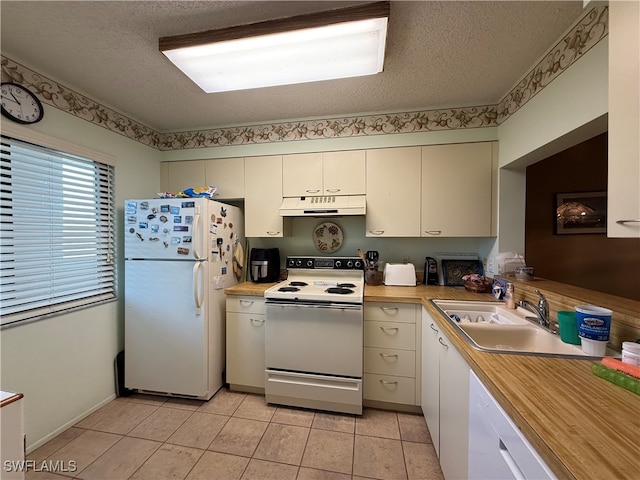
[
  {"left": 289, "top": 281, "right": 308, "bottom": 287},
  {"left": 337, "top": 283, "right": 356, "bottom": 288},
  {"left": 325, "top": 287, "right": 354, "bottom": 295},
  {"left": 278, "top": 286, "right": 300, "bottom": 292}
]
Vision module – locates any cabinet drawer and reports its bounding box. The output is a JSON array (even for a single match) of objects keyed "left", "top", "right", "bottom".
[
  {"left": 364, "top": 373, "right": 415, "bottom": 405},
  {"left": 226, "top": 296, "right": 266, "bottom": 314},
  {"left": 364, "top": 303, "right": 417, "bottom": 323},
  {"left": 364, "top": 347, "right": 415, "bottom": 377},
  {"left": 364, "top": 321, "right": 415, "bottom": 350}
]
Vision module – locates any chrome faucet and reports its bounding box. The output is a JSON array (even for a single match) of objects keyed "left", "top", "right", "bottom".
[{"left": 519, "top": 290, "right": 550, "bottom": 328}]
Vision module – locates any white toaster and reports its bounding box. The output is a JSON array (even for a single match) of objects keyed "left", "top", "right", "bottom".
[{"left": 383, "top": 263, "right": 417, "bottom": 286}]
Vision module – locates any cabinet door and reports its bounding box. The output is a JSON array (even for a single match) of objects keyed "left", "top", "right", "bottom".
[
  {"left": 244, "top": 155, "right": 290, "bottom": 237},
  {"left": 421, "top": 143, "right": 493, "bottom": 237},
  {"left": 163, "top": 160, "right": 206, "bottom": 195},
  {"left": 226, "top": 312, "right": 265, "bottom": 389},
  {"left": 421, "top": 307, "right": 441, "bottom": 456},
  {"left": 438, "top": 330, "right": 470, "bottom": 480},
  {"left": 323, "top": 150, "right": 366, "bottom": 195},
  {"left": 608, "top": 0, "right": 640, "bottom": 238},
  {"left": 282, "top": 153, "right": 322, "bottom": 197},
  {"left": 366, "top": 147, "right": 421, "bottom": 237},
  {"left": 205, "top": 157, "right": 244, "bottom": 199}
]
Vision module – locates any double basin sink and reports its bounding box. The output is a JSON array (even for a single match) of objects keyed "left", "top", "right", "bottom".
[{"left": 431, "top": 299, "right": 613, "bottom": 358}]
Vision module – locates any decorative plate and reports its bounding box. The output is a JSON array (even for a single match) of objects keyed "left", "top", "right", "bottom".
[
  {"left": 313, "top": 222, "right": 343, "bottom": 253},
  {"left": 441, "top": 259, "right": 484, "bottom": 286}
]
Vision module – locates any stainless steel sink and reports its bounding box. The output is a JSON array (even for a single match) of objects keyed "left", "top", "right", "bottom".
[{"left": 431, "top": 299, "right": 614, "bottom": 358}]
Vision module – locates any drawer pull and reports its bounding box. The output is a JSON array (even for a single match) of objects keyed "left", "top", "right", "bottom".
[
  {"left": 616, "top": 219, "right": 640, "bottom": 224},
  {"left": 306, "top": 189, "right": 321, "bottom": 193},
  {"left": 368, "top": 230, "right": 385, "bottom": 235},
  {"left": 380, "top": 306, "right": 399, "bottom": 315},
  {"left": 380, "top": 380, "right": 398, "bottom": 386},
  {"left": 379, "top": 326, "right": 399, "bottom": 335},
  {"left": 239, "top": 299, "right": 254, "bottom": 307},
  {"left": 379, "top": 353, "right": 399, "bottom": 360},
  {"left": 430, "top": 323, "right": 439, "bottom": 333},
  {"left": 438, "top": 337, "right": 449, "bottom": 348},
  {"left": 424, "top": 230, "right": 442, "bottom": 235},
  {"left": 250, "top": 318, "right": 265, "bottom": 325},
  {"left": 266, "top": 231, "right": 281, "bottom": 236}
]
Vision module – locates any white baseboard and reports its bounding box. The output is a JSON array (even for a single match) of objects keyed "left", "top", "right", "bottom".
[{"left": 26, "top": 394, "right": 116, "bottom": 454}]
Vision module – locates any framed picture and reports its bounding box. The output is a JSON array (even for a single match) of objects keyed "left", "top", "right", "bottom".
[{"left": 555, "top": 191, "right": 607, "bottom": 234}]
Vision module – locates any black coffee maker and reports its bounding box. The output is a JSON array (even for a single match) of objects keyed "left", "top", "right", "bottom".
[{"left": 250, "top": 248, "right": 280, "bottom": 283}]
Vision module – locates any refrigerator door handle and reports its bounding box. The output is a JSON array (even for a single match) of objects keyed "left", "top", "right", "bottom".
[
  {"left": 193, "top": 206, "right": 204, "bottom": 260},
  {"left": 193, "top": 262, "right": 204, "bottom": 315}
]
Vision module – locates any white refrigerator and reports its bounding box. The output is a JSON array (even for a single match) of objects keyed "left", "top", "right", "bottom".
[{"left": 124, "top": 197, "right": 244, "bottom": 400}]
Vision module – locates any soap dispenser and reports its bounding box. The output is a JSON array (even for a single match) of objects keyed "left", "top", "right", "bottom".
[{"left": 504, "top": 282, "right": 516, "bottom": 309}]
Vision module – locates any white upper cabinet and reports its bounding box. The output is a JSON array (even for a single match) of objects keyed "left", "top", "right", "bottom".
[
  {"left": 282, "top": 153, "right": 323, "bottom": 196},
  {"left": 282, "top": 150, "right": 366, "bottom": 197},
  {"left": 322, "top": 150, "right": 366, "bottom": 195},
  {"left": 421, "top": 142, "right": 496, "bottom": 237},
  {"left": 244, "top": 155, "right": 291, "bottom": 237},
  {"left": 205, "top": 157, "right": 244, "bottom": 199},
  {"left": 366, "top": 147, "right": 422, "bottom": 237},
  {"left": 160, "top": 160, "right": 205, "bottom": 194},
  {"left": 608, "top": 0, "right": 640, "bottom": 238}
]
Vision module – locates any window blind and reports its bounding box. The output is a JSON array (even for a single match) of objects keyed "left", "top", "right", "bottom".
[{"left": 0, "top": 135, "right": 116, "bottom": 327}]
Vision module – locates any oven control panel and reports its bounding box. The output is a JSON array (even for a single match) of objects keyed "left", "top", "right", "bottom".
[{"left": 286, "top": 256, "right": 364, "bottom": 270}]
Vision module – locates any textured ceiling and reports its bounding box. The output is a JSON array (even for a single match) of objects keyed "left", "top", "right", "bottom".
[{"left": 0, "top": 1, "right": 585, "bottom": 132}]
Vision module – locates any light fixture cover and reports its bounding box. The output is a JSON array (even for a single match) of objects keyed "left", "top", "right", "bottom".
[{"left": 160, "top": 2, "right": 390, "bottom": 93}]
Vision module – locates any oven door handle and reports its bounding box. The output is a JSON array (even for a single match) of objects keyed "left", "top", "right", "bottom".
[{"left": 267, "top": 301, "right": 362, "bottom": 311}]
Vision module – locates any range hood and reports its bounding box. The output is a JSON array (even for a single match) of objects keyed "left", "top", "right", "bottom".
[{"left": 279, "top": 195, "right": 366, "bottom": 217}]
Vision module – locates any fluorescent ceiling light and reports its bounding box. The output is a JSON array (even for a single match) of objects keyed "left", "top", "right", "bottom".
[{"left": 159, "top": 2, "right": 390, "bottom": 93}]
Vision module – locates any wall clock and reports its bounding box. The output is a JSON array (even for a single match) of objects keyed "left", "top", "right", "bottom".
[{"left": 1, "top": 82, "right": 44, "bottom": 124}]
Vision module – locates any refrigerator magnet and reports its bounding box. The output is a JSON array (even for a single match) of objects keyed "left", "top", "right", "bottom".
[
  {"left": 181, "top": 201, "right": 195, "bottom": 208},
  {"left": 177, "top": 247, "right": 189, "bottom": 255},
  {"left": 221, "top": 267, "right": 227, "bottom": 274},
  {"left": 135, "top": 233, "right": 144, "bottom": 241},
  {"left": 163, "top": 241, "right": 169, "bottom": 248},
  {"left": 182, "top": 236, "right": 192, "bottom": 243},
  {"left": 147, "top": 214, "right": 156, "bottom": 220},
  {"left": 140, "top": 202, "right": 149, "bottom": 210},
  {"left": 139, "top": 222, "right": 148, "bottom": 229},
  {"left": 171, "top": 237, "right": 180, "bottom": 244},
  {"left": 127, "top": 215, "right": 137, "bottom": 224},
  {"left": 173, "top": 216, "right": 182, "bottom": 223},
  {"left": 151, "top": 225, "right": 159, "bottom": 233},
  {"left": 220, "top": 206, "right": 227, "bottom": 217},
  {"left": 210, "top": 224, "right": 218, "bottom": 234},
  {"left": 170, "top": 206, "right": 180, "bottom": 215},
  {"left": 185, "top": 215, "right": 193, "bottom": 224},
  {"left": 159, "top": 215, "right": 168, "bottom": 223},
  {"left": 160, "top": 205, "right": 170, "bottom": 213}
]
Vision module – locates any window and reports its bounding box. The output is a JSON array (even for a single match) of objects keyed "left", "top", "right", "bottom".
[{"left": 0, "top": 134, "right": 116, "bottom": 327}]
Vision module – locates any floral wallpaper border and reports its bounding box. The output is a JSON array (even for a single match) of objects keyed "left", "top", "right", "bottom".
[{"left": 1, "top": 5, "right": 607, "bottom": 151}]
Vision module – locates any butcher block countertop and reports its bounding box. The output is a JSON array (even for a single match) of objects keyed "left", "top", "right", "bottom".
[{"left": 225, "top": 282, "right": 640, "bottom": 480}]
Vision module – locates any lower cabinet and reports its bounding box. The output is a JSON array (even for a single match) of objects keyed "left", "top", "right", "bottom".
[
  {"left": 421, "top": 306, "right": 470, "bottom": 480},
  {"left": 364, "top": 302, "right": 421, "bottom": 406},
  {"left": 226, "top": 296, "right": 266, "bottom": 391},
  {"left": 0, "top": 391, "right": 25, "bottom": 480}
]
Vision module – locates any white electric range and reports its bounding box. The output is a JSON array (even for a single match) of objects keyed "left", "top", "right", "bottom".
[{"left": 264, "top": 256, "right": 365, "bottom": 415}]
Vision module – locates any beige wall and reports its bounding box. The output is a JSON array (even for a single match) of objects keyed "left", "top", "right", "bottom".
[{"left": 0, "top": 106, "right": 162, "bottom": 451}]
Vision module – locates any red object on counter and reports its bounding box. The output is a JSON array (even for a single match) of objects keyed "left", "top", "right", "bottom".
[{"left": 601, "top": 357, "right": 640, "bottom": 380}]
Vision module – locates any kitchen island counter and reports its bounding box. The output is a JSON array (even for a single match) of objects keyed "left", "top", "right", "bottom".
[{"left": 225, "top": 282, "right": 640, "bottom": 480}]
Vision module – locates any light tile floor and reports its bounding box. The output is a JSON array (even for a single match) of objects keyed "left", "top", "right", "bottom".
[{"left": 26, "top": 389, "right": 445, "bottom": 480}]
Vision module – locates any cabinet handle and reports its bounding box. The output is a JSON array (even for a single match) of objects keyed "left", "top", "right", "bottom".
[
  {"left": 430, "top": 323, "right": 439, "bottom": 333},
  {"left": 616, "top": 219, "right": 640, "bottom": 224},
  {"left": 424, "top": 230, "right": 442, "bottom": 235},
  {"left": 380, "top": 353, "right": 399, "bottom": 360},
  {"left": 305, "top": 189, "right": 321, "bottom": 193},
  {"left": 438, "top": 337, "right": 449, "bottom": 348},
  {"left": 250, "top": 318, "right": 265, "bottom": 325},
  {"left": 380, "top": 326, "right": 399, "bottom": 334},
  {"left": 266, "top": 231, "right": 280, "bottom": 236},
  {"left": 325, "top": 188, "right": 340, "bottom": 193},
  {"left": 368, "top": 230, "right": 385, "bottom": 235},
  {"left": 380, "top": 380, "right": 398, "bottom": 386},
  {"left": 239, "top": 299, "right": 254, "bottom": 307},
  {"left": 380, "top": 306, "right": 399, "bottom": 315}
]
